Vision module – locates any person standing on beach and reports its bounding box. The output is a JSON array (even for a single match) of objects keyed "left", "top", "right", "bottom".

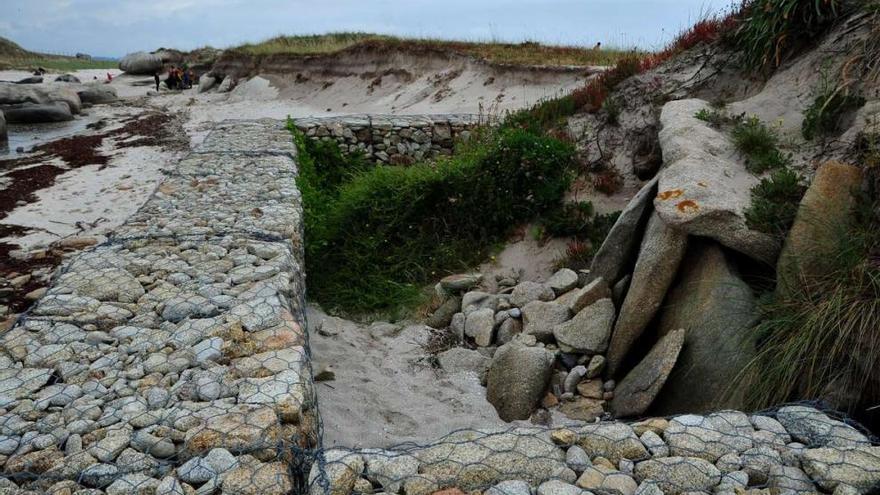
[{"left": 154, "top": 72, "right": 160, "bottom": 92}]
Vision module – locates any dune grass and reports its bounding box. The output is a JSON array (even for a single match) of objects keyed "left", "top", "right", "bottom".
[
  {"left": 234, "top": 32, "right": 635, "bottom": 67},
  {"left": 744, "top": 193, "right": 880, "bottom": 413}
]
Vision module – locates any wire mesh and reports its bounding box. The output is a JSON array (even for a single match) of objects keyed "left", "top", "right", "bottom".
[{"left": 2, "top": 119, "right": 878, "bottom": 495}]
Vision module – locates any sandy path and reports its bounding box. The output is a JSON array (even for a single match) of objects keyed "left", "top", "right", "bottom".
[{"left": 307, "top": 305, "right": 506, "bottom": 449}]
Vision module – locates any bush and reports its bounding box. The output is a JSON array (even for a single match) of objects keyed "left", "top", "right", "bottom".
[
  {"left": 732, "top": 116, "right": 791, "bottom": 173},
  {"left": 294, "top": 124, "right": 576, "bottom": 313},
  {"left": 551, "top": 209, "right": 621, "bottom": 271},
  {"left": 603, "top": 97, "right": 621, "bottom": 126},
  {"left": 734, "top": 0, "right": 845, "bottom": 71},
  {"left": 744, "top": 167, "right": 807, "bottom": 240},
  {"left": 744, "top": 194, "right": 880, "bottom": 415},
  {"left": 802, "top": 90, "right": 866, "bottom": 140},
  {"left": 695, "top": 107, "right": 729, "bottom": 128}
]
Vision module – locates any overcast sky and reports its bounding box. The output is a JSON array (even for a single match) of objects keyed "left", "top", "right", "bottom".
[{"left": 1, "top": 0, "right": 735, "bottom": 58}]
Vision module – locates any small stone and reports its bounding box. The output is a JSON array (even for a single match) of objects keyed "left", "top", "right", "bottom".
[
  {"left": 510, "top": 281, "right": 555, "bottom": 308},
  {"left": 585, "top": 355, "right": 606, "bottom": 378},
  {"left": 567, "top": 445, "right": 591, "bottom": 472},
  {"left": 640, "top": 431, "right": 669, "bottom": 458},
  {"left": 577, "top": 465, "right": 638, "bottom": 495},
  {"left": 547, "top": 268, "right": 579, "bottom": 296}
]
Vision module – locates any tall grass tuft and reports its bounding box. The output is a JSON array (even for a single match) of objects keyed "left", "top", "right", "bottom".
[
  {"left": 734, "top": 0, "right": 845, "bottom": 71},
  {"left": 732, "top": 116, "right": 792, "bottom": 173},
  {"left": 744, "top": 194, "right": 880, "bottom": 414}
]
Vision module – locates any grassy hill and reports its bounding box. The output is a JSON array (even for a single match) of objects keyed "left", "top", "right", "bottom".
[
  {"left": 233, "top": 32, "right": 637, "bottom": 67},
  {"left": 0, "top": 36, "right": 116, "bottom": 71}
]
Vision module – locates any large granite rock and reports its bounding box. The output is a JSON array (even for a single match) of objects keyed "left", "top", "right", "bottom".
[
  {"left": 486, "top": 342, "right": 555, "bottom": 421},
  {"left": 0, "top": 82, "right": 81, "bottom": 123},
  {"left": 776, "top": 161, "right": 862, "bottom": 296},
  {"left": 2, "top": 101, "right": 73, "bottom": 123},
  {"left": 590, "top": 176, "right": 658, "bottom": 285},
  {"left": 651, "top": 241, "right": 757, "bottom": 414},
  {"left": 611, "top": 328, "right": 685, "bottom": 417},
  {"left": 606, "top": 212, "right": 687, "bottom": 376},
  {"left": 119, "top": 51, "right": 164, "bottom": 74},
  {"left": 77, "top": 85, "right": 119, "bottom": 105},
  {"left": 655, "top": 98, "right": 778, "bottom": 264}
]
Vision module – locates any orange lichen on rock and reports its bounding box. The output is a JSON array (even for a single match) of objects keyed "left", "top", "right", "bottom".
[
  {"left": 657, "top": 189, "right": 684, "bottom": 200},
  {"left": 676, "top": 200, "right": 699, "bottom": 213}
]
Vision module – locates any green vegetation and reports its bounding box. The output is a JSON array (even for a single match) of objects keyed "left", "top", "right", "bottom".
[
  {"left": 802, "top": 89, "right": 865, "bottom": 140},
  {"left": 694, "top": 107, "right": 729, "bottom": 128},
  {"left": 236, "top": 32, "right": 634, "bottom": 67},
  {"left": 603, "top": 97, "right": 621, "bottom": 126},
  {"left": 546, "top": 203, "right": 620, "bottom": 271},
  {"left": 293, "top": 122, "right": 576, "bottom": 314},
  {"left": 0, "top": 36, "right": 116, "bottom": 71},
  {"left": 745, "top": 193, "right": 880, "bottom": 413},
  {"left": 734, "top": 0, "right": 845, "bottom": 71},
  {"left": 744, "top": 168, "right": 808, "bottom": 240},
  {"left": 732, "top": 116, "right": 792, "bottom": 173}
]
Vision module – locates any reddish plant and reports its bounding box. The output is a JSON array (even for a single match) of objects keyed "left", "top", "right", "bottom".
[
  {"left": 592, "top": 170, "right": 623, "bottom": 195},
  {"left": 575, "top": 8, "right": 742, "bottom": 112}
]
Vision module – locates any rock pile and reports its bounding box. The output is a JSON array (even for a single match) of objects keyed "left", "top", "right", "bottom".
[
  {"left": 0, "top": 120, "right": 317, "bottom": 494},
  {"left": 0, "top": 81, "right": 118, "bottom": 124},
  {"left": 292, "top": 114, "right": 482, "bottom": 165},
  {"left": 310, "top": 405, "right": 879, "bottom": 495},
  {"left": 430, "top": 268, "right": 620, "bottom": 422}
]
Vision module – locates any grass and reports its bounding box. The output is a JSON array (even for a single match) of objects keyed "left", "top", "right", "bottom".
[
  {"left": 743, "top": 193, "right": 880, "bottom": 414},
  {"left": 0, "top": 57, "right": 117, "bottom": 72},
  {"left": 802, "top": 89, "right": 866, "bottom": 140},
  {"left": 548, "top": 204, "right": 620, "bottom": 271},
  {"left": 744, "top": 167, "right": 808, "bottom": 241},
  {"left": 234, "top": 32, "right": 634, "bottom": 67},
  {"left": 695, "top": 107, "right": 729, "bottom": 128},
  {"left": 733, "top": 0, "right": 846, "bottom": 71},
  {"left": 293, "top": 120, "right": 576, "bottom": 314},
  {"left": 732, "top": 116, "right": 792, "bottom": 173},
  {"left": 0, "top": 37, "right": 117, "bottom": 71}
]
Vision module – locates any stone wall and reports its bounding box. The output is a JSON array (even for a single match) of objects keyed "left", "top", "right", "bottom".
[
  {"left": 292, "top": 114, "right": 484, "bottom": 165},
  {"left": 0, "top": 120, "right": 318, "bottom": 494}
]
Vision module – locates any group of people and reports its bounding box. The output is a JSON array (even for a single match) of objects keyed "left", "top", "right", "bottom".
[{"left": 154, "top": 66, "right": 195, "bottom": 92}]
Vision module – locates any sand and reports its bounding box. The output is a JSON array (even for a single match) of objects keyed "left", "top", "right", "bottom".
[{"left": 307, "top": 305, "right": 507, "bottom": 449}]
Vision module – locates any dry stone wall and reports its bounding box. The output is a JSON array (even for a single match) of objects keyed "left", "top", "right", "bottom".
[
  {"left": 0, "top": 119, "right": 318, "bottom": 494},
  {"left": 292, "top": 114, "right": 483, "bottom": 165}
]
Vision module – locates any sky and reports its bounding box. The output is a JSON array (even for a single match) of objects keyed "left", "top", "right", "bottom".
[{"left": 1, "top": 0, "right": 736, "bottom": 59}]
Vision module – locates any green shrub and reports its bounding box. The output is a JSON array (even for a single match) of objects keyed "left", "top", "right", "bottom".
[
  {"left": 694, "top": 107, "right": 729, "bottom": 128},
  {"left": 547, "top": 206, "right": 620, "bottom": 271},
  {"left": 504, "top": 95, "right": 577, "bottom": 132},
  {"left": 734, "top": 0, "right": 845, "bottom": 71},
  {"left": 732, "top": 116, "right": 791, "bottom": 173},
  {"left": 743, "top": 194, "right": 880, "bottom": 414},
  {"left": 293, "top": 124, "right": 576, "bottom": 313},
  {"left": 603, "top": 97, "right": 622, "bottom": 126},
  {"left": 802, "top": 90, "right": 866, "bottom": 140},
  {"left": 744, "top": 167, "right": 807, "bottom": 240}
]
